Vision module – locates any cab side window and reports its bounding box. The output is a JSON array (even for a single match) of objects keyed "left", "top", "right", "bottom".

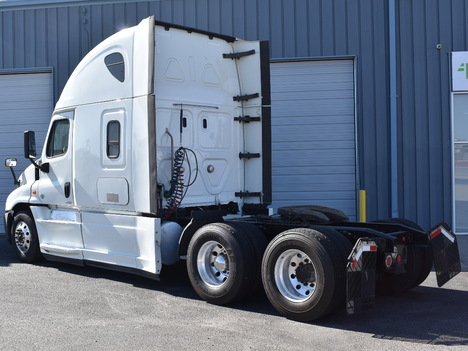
[
  {"left": 107, "top": 120, "right": 121, "bottom": 159},
  {"left": 46, "top": 119, "right": 70, "bottom": 158}
]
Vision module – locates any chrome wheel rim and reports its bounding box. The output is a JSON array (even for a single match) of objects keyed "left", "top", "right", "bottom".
[
  {"left": 14, "top": 221, "right": 31, "bottom": 254},
  {"left": 197, "top": 241, "right": 229, "bottom": 287},
  {"left": 274, "top": 249, "right": 316, "bottom": 302}
]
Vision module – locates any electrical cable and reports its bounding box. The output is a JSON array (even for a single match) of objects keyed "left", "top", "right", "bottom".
[{"left": 163, "top": 146, "right": 198, "bottom": 219}]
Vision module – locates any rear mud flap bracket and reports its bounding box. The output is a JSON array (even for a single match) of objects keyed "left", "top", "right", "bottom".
[
  {"left": 429, "top": 223, "right": 461, "bottom": 287},
  {"left": 346, "top": 238, "right": 377, "bottom": 315}
]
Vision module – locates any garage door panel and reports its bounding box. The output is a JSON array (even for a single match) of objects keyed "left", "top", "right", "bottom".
[
  {"left": 272, "top": 140, "right": 355, "bottom": 151},
  {"left": 272, "top": 125, "right": 354, "bottom": 142},
  {"left": 273, "top": 164, "right": 355, "bottom": 176},
  {"left": 0, "top": 72, "right": 52, "bottom": 232},
  {"left": 3, "top": 76, "right": 51, "bottom": 86},
  {"left": 272, "top": 115, "right": 354, "bottom": 126},
  {"left": 274, "top": 90, "right": 354, "bottom": 100},
  {"left": 272, "top": 149, "right": 355, "bottom": 166},
  {"left": 0, "top": 112, "right": 51, "bottom": 123},
  {"left": 271, "top": 83, "right": 353, "bottom": 94},
  {"left": 272, "top": 100, "right": 354, "bottom": 117},
  {"left": 271, "top": 59, "right": 356, "bottom": 220},
  {"left": 272, "top": 63, "right": 353, "bottom": 76},
  {"left": 274, "top": 173, "right": 355, "bottom": 190},
  {"left": 0, "top": 99, "right": 52, "bottom": 106},
  {"left": 274, "top": 191, "right": 355, "bottom": 201},
  {"left": 1, "top": 99, "right": 53, "bottom": 107}
]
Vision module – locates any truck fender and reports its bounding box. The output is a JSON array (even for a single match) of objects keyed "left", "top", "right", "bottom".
[
  {"left": 4, "top": 204, "right": 34, "bottom": 244},
  {"left": 160, "top": 221, "right": 183, "bottom": 265},
  {"left": 3, "top": 210, "right": 14, "bottom": 244},
  {"left": 177, "top": 210, "right": 226, "bottom": 257}
]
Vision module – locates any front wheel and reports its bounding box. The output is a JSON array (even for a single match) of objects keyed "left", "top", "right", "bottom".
[{"left": 11, "top": 211, "right": 42, "bottom": 263}]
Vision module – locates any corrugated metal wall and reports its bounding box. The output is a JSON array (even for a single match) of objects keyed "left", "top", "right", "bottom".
[
  {"left": 396, "top": 0, "right": 467, "bottom": 228},
  {"left": 0, "top": 0, "right": 466, "bottom": 229}
]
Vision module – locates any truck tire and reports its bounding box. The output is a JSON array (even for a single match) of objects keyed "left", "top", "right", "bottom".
[
  {"left": 413, "top": 245, "right": 433, "bottom": 287},
  {"left": 375, "top": 218, "right": 433, "bottom": 294},
  {"left": 376, "top": 245, "right": 424, "bottom": 295},
  {"left": 314, "top": 227, "right": 353, "bottom": 258},
  {"left": 11, "top": 211, "right": 42, "bottom": 263},
  {"left": 389, "top": 219, "right": 433, "bottom": 288},
  {"left": 278, "top": 205, "right": 349, "bottom": 223},
  {"left": 311, "top": 227, "right": 352, "bottom": 309},
  {"left": 226, "top": 222, "right": 268, "bottom": 297},
  {"left": 261, "top": 228, "right": 345, "bottom": 322},
  {"left": 186, "top": 223, "right": 256, "bottom": 305}
]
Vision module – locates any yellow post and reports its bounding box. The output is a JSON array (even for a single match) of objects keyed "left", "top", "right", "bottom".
[{"left": 359, "top": 190, "right": 367, "bottom": 222}]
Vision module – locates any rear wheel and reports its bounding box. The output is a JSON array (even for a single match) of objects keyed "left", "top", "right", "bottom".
[
  {"left": 375, "top": 218, "right": 433, "bottom": 294},
  {"left": 226, "top": 222, "right": 268, "bottom": 297},
  {"left": 262, "top": 228, "right": 346, "bottom": 322},
  {"left": 186, "top": 223, "right": 257, "bottom": 305},
  {"left": 413, "top": 245, "right": 433, "bottom": 287},
  {"left": 11, "top": 211, "right": 42, "bottom": 263}
]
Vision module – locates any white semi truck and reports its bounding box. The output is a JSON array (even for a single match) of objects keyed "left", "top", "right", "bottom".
[{"left": 3, "top": 17, "right": 461, "bottom": 322}]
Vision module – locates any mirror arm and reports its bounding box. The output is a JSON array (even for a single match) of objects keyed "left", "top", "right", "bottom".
[
  {"left": 8, "top": 167, "right": 20, "bottom": 187},
  {"left": 29, "top": 158, "right": 50, "bottom": 173}
]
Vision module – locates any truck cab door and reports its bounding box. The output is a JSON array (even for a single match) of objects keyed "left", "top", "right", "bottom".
[
  {"left": 38, "top": 112, "right": 74, "bottom": 206},
  {"left": 31, "top": 111, "right": 84, "bottom": 260}
]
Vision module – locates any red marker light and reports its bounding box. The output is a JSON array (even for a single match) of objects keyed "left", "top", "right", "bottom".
[{"left": 385, "top": 255, "right": 393, "bottom": 268}]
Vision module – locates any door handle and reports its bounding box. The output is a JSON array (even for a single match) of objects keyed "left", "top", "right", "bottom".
[{"left": 64, "top": 182, "right": 71, "bottom": 198}]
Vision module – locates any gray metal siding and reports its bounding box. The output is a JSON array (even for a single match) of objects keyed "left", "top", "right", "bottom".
[
  {"left": 0, "top": 0, "right": 466, "bottom": 229},
  {"left": 396, "top": 0, "right": 466, "bottom": 228}
]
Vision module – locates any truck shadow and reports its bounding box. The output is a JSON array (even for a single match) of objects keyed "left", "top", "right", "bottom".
[
  {"left": 315, "top": 285, "right": 468, "bottom": 346},
  {"left": 234, "top": 281, "right": 468, "bottom": 346},
  {"left": 0, "top": 236, "right": 17, "bottom": 266},
  {"left": 1, "top": 238, "right": 466, "bottom": 346}
]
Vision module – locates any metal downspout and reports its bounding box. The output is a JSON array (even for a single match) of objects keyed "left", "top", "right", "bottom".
[{"left": 389, "top": 0, "right": 399, "bottom": 218}]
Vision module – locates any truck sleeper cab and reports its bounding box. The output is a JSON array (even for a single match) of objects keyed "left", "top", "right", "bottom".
[{"left": 4, "top": 17, "right": 461, "bottom": 322}]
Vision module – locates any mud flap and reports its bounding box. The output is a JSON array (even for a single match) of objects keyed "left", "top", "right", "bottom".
[
  {"left": 429, "top": 223, "right": 461, "bottom": 287},
  {"left": 346, "top": 238, "right": 377, "bottom": 315}
]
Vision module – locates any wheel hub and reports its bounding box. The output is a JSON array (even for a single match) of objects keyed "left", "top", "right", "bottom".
[
  {"left": 274, "top": 249, "right": 317, "bottom": 302},
  {"left": 14, "top": 221, "right": 31, "bottom": 253},
  {"left": 213, "top": 254, "right": 227, "bottom": 272},
  {"left": 197, "top": 241, "right": 230, "bottom": 287},
  {"left": 295, "top": 261, "right": 315, "bottom": 286}
]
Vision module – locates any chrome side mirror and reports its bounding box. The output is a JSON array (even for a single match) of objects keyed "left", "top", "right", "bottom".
[
  {"left": 4, "top": 158, "right": 19, "bottom": 186},
  {"left": 5, "top": 158, "right": 17, "bottom": 168}
]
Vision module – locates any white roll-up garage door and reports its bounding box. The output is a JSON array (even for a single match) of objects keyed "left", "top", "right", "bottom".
[
  {"left": 0, "top": 72, "right": 53, "bottom": 232},
  {"left": 270, "top": 59, "right": 357, "bottom": 220}
]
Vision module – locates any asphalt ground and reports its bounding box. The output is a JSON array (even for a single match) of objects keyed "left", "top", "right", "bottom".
[{"left": 0, "top": 235, "right": 467, "bottom": 351}]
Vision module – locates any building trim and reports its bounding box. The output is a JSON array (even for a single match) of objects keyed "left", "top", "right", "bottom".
[
  {"left": 270, "top": 55, "right": 357, "bottom": 63},
  {"left": 0, "top": 0, "right": 151, "bottom": 11},
  {"left": 0, "top": 67, "right": 53, "bottom": 75}
]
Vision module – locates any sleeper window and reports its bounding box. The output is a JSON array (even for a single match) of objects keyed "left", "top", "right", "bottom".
[
  {"left": 107, "top": 120, "right": 121, "bottom": 159},
  {"left": 105, "top": 52, "right": 125, "bottom": 82},
  {"left": 46, "top": 119, "right": 70, "bottom": 158}
]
